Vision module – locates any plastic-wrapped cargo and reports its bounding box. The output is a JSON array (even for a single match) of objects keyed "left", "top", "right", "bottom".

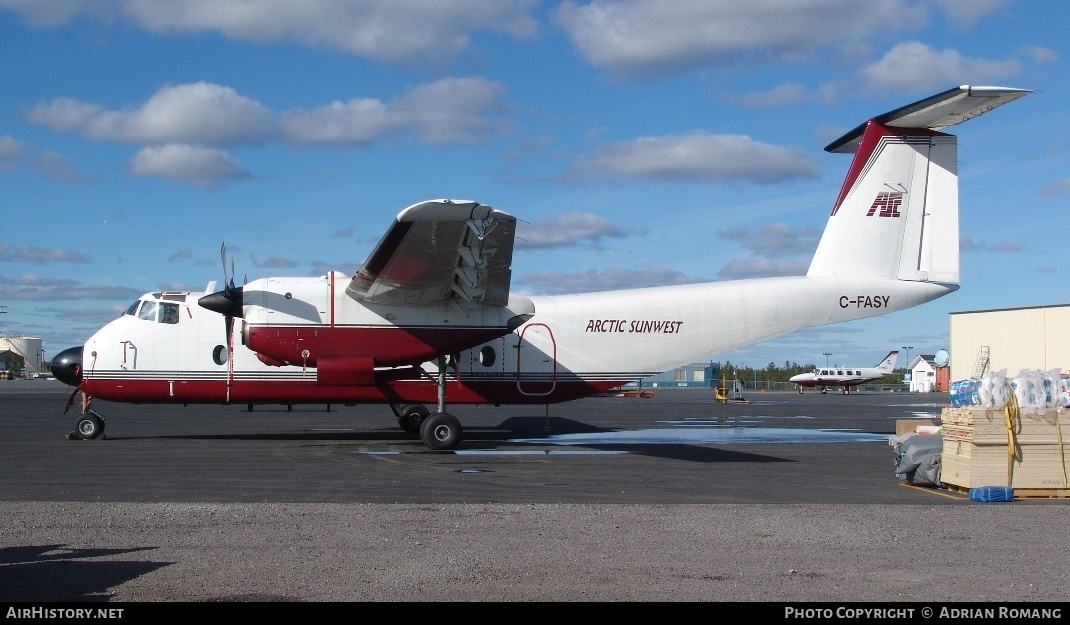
[
  {"left": 949, "top": 378, "right": 979, "bottom": 407},
  {"left": 969, "top": 486, "right": 1014, "bottom": 502}
]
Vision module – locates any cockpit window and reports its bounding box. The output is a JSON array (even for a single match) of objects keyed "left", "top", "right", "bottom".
[
  {"left": 159, "top": 303, "right": 180, "bottom": 324},
  {"left": 124, "top": 301, "right": 140, "bottom": 316},
  {"left": 138, "top": 300, "right": 157, "bottom": 321}
]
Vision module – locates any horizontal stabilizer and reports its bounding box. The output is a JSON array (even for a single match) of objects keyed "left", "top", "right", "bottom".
[{"left": 826, "top": 85, "right": 1033, "bottom": 153}]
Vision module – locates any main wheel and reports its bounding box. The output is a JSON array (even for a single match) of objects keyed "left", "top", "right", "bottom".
[
  {"left": 420, "top": 412, "right": 462, "bottom": 450},
  {"left": 797, "top": 387, "right": 803, "bottom": 394},
  {"left": 74, "top": 413, "right": 104, "bottom": 440},
  {"left": 820, "top": 388, "right": 828, "bottom": 394},
  {"left": 397, "top": 404, "right": 429, "bottom": 434}
]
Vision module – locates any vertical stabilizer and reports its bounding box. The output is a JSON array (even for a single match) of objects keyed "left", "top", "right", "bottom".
[
  {"left": 876, "top": 351, "right": 898, "bottom": 373},
  {"left": 807, "top": 86, "right": 1032, "bottom": 285}
]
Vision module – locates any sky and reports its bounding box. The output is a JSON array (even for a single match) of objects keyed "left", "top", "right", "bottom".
[{"left": 0, "top": 0, "right": 1066, "bottom": 374}]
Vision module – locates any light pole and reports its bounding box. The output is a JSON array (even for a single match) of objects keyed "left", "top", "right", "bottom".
[
  {"left": 901, "top": 346, "right": 913, "bottom": 389},
  {"left": 822, "top": 352, "right": 832, "bottom": 367}
]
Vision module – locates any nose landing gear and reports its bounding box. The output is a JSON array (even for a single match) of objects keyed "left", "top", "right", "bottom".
[{"left": 66, "top": 394, "right": 106, "bottom": 440}]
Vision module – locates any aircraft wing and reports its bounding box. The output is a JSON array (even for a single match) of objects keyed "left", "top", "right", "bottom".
[{"left": 346, "top": 199, "right": 516, "bottom": 308}]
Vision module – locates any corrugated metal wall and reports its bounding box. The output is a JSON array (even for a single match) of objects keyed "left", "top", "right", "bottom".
[{"left": 949, "top": 305, "right": 1070, "bottom": 381}]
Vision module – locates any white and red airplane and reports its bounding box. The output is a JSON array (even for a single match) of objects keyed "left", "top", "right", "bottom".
[
  {"left": 50, "top": 85, "right": 1031, "bottom": 450},
  {"left": 789, "top": 351, "right": 899, "bottom": 395}
]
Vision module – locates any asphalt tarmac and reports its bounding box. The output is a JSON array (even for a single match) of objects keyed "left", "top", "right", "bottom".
[{"left": 1, "top": 381, "right": 1067, "bottom": 603}]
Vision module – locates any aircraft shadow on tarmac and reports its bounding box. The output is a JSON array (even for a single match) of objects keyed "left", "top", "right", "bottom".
[
  {"left": 81, "top": 414, "right": 822, "bottom": 465},
  {"left": 0, "top": 544, "right": 168, "bottom": 603}
]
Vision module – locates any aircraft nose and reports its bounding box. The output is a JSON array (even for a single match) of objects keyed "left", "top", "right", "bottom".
[{"left": 51, "top": 346, "right": 84, "bottom": 386}]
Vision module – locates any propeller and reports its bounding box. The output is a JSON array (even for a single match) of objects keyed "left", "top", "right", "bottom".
[{"left": 198, "top": 243, "right": 245, "bottom": 400}]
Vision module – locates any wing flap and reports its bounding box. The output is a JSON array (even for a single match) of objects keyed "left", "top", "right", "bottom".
[{"left": 347, "top": 199, "right": 516, "bottom": 308}]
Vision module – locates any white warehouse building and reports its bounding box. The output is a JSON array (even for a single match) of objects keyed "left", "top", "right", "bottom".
[{"left": 949, "top": 304, "right": 1070, "bottom": 382}]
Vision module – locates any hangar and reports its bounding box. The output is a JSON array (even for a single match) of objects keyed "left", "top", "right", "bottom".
[{"left": 949, "top": 304, "right": 1070, "bottom": 382}]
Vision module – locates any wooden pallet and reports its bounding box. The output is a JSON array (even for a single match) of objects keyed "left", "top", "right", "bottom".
[{"left": 944, "top": 483, "right": 1070, "bottom": 499}]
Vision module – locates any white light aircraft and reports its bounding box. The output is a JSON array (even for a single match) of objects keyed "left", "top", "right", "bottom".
[
  {"left": 789, "top": 351, "right": 899, "bottom": 394},
  {"left": 50, "top": 85, "right": 1031, "bottom": 450}
]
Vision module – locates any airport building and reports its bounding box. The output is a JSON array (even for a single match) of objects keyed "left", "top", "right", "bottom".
[
  {"left": 906, "top": 354, "right": 942, "bottom": 392},
  {"left": 624, "top": 362, "right": 718, "bottom": 389},
  {"left": 949, "top": 304, "right": 1070, "bottom": 382},
  {"left": 0, "top": 336, "right": 44, "bottom": 377}
]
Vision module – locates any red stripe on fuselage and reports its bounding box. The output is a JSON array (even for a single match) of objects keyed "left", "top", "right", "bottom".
[
  {"left": 246, "top": 324, "right": 512, "bottom": 368},
  {"left": 79, "top": 377, "right": 623, "bottom": 406}
]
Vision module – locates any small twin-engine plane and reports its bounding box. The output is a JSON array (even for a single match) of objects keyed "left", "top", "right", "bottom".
[
  {"left": 50, "top": 85, "right": 1031, "bottom": 450},
  {"left": 790, "top": 350, "right": 899, "bottom": 395}
]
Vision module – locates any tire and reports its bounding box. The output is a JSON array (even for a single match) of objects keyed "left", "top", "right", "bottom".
[
  {"left": 797, "top": 387, "right": 803, "bottom": 394},
  {"left": 398, "top": 404, "right": 429, "bottom": 434},
  {"left": 820, "top": 388, "right": 828, "bottom": 394},
  {"left": 420, "top": 412, "right": 462, "bottom": 451},
  {"left": 74, "top": 413, "right": 104, "bottom": 440}
]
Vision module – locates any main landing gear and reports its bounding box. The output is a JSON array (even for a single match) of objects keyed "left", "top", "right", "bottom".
[{"left": 391, "top": 355, "right": 463, "bottom": 451}]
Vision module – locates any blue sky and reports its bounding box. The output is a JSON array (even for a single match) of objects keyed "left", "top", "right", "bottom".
[{"left": 0, "top": 0, "right": 1066, "bottom": 373}]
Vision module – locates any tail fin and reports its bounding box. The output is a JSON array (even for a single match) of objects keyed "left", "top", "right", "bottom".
[
  {"left": 877, "top": 351, "right": 898, "bottom": 373},
  {"left": 807, "top": 86, "right": 1031, "bottom": 283}
]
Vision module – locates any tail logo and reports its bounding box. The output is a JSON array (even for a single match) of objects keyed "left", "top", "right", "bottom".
[{"left": 865, "top": 192, "right": 903, "bottom": 218}]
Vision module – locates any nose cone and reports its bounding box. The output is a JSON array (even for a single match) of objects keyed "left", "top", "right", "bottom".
[
  {"left": 198, "top": 287, "right": 244, "bottom": 318},
  {"left": 51, "top": 346, "right": 84, "bottom": 386}
]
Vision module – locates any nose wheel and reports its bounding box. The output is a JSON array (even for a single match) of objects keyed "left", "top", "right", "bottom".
[{"left": 69, "top": 409, "right": 105, "bottom": 440}]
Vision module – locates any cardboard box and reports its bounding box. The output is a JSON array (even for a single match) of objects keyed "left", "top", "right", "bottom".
[{"left": 896, "top": 418, "right": 936, "bottom": 436}]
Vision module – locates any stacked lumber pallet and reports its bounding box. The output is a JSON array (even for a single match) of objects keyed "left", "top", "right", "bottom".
[{"left": 941, "top": 405, "right": 1070, "bottom": 491}]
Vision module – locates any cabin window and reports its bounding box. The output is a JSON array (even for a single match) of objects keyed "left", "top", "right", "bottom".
[
  {"left": 159, "top": 303, "right": 180, "bottom": 324},
  {"left": 478, "top": 346, "right": 496, "bottom": 367},
  {"left": 820, "top": 369, "right": 829, "bottom": 375},
  {"left": 212, "top": 345, "right": 228, "bottom": 365},
  {"left": 836, "top": 370, "right": 843, "bottom": 375},
  {"left": 138, "top": 301, "right": 157, "bottom": 321}
]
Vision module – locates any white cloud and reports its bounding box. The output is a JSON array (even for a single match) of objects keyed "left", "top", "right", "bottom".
[
  {"left": 27, "top": 82, "right": 273, "bottom": 145},
  {"left": 0, "top": 244, "right": 91, "bottom": 264},
  {"left": 564, "top": 132, "right": 819, "bottom": 185},
  {"left": 2, "top": 0, "right": 538, "bottom": 66},
  {"left": 0, "top": 273, "right": 142, "bottom": 301},
  {"left": 859, "top": 42, "right": 1022, "bottom": 92},
  {"left": 959, "top": 236, "right": 1021, "bottom": 253},
  {"left": 716, "top": 257, "right": 810, "bottom": 279},
  {"left": 517, "top": 266, "right": 704, "bottom": 294},
  {"left": 553, "top": 0, "right": 926, "bottom": 79},
  {"left": 718, "top": 223, "right": 822, "bottom": 258},
  {"left": 516, "top": 213, "right": 645, "bottom": 249},
  {"left": 724, "top": 82, "right": 838, "bottom": 108},
  {"left": 129, "top": 144, "right": 254, "bottom": 189},
  {"left": 279, "top": 77, "right": 508, "bottom": 145},
  {"left": 0, "top": 135, "right": 26, "bottom": 172},
  {"left": 932, "top": 0, "right": 1011, "bottom": 30},
  {"left": 1037, "top": 179, "right": 1070, "bottom": 197},
  {"left": 31, "top": 150, "right": 94, "bottom": 184}
]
